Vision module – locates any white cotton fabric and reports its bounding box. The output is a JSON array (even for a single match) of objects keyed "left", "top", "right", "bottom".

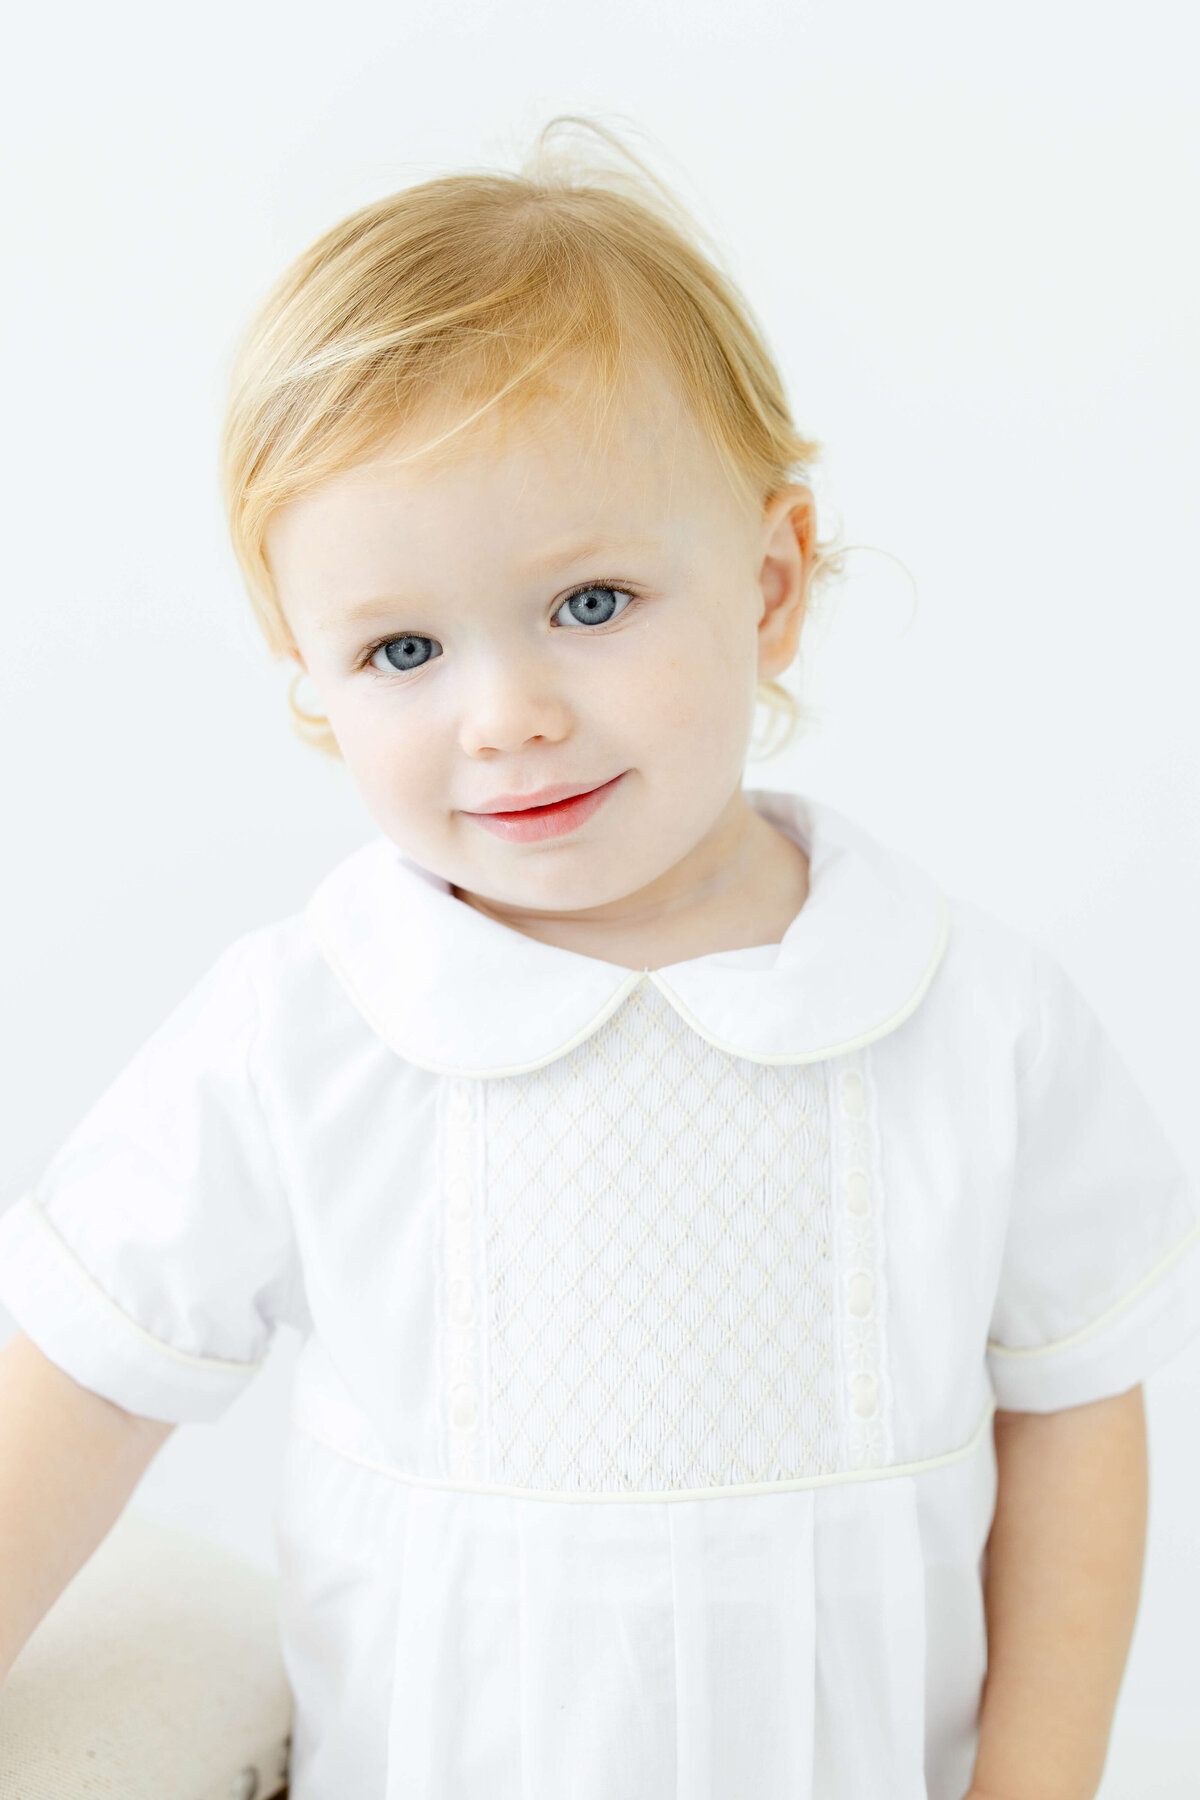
[{"left": 1, "top": 786, "right": 1198, "bottom": 1800}]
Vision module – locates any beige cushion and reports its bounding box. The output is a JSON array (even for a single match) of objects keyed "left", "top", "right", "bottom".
[{"left": 0, "top": 1508, "right": 291, "bottom": 1799}]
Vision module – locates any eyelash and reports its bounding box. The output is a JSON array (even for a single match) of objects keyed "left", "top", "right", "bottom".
[{"left": 358, "top": 580, "right": 641, "bottom": 677}]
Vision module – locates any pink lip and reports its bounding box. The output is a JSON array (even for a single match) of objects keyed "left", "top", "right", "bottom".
[
  {"left": 469, "top": 777, "right": 618, "bottom": 813},
  {"left": 464, "top": 772, "right": 627, "bottom": 843}
]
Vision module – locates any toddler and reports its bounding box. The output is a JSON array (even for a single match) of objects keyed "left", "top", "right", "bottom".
[{"left": 1, "top": 119, "right": 1198, "bottom": 1800}]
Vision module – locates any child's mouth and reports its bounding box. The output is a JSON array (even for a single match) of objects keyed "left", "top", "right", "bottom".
[{"left": 464, "top": 772, "right": 627, "bottom": 843}]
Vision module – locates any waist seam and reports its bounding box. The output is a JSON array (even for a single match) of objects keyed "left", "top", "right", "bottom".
[{"left": 289, "top": 1397, "right": 996, "bottom": 1504}]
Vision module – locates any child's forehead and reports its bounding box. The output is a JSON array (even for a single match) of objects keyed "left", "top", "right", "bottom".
[
  {"left": 266, "top": 360, "right": 756, "bottom": 629},
  {"left": 354, "top": 351, "right": 731, "bottom": 502},
  {"left": 264, "top": 352, "right": 759, "bottom": 619}
]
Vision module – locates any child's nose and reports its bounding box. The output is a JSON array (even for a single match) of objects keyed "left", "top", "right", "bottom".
[{"left": 456, "top": 652, "right": 573, "bottom": 756}]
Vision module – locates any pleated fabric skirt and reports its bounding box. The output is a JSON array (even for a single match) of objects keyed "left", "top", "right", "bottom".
[{"left": 276, "top": 1422, "right": 993, "bottom": 1800}]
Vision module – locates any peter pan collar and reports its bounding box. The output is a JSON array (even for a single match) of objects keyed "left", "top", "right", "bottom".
[{"left": 303, "top": 787, "right": 950, "bottom": 1078}]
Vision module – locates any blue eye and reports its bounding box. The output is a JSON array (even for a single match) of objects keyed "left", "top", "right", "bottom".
[
  {"left": 553, "top": 585, "right": 635, "bottom": 628},
  {"left": 365, "top": 584, "right": 636, "bottom": 676},
  {"left": 368, "top": 636, "right": 441, "bottom": 674}
]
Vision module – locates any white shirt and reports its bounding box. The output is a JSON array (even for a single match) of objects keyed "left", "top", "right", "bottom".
[{"left": 2, "top": 787, "right": 1198, "bottom": 1800}]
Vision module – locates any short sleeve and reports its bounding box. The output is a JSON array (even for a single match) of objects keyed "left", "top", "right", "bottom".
[
  {"left": 986, "top": 946, "right": 1200, "bottom": 1411},
  {"left": 0, "top": 932, "right": 299, "bottom": 1424}
]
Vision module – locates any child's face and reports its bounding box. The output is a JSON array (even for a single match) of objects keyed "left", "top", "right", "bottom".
[{"left": 268, "top": 356, "right": 813, "bottom": 920}]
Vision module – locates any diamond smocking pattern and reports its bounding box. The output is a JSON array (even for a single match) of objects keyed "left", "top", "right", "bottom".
[{"left": 480, "top": 980, "right": 838, "bottom": 1492}]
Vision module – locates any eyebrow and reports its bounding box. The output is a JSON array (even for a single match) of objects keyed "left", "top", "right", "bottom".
[
  {"left": 315, "top": 535, "right": 662, "bottom": 633},
  {"left": 521, "top": 533, "right": 661, "bottom": 575}
]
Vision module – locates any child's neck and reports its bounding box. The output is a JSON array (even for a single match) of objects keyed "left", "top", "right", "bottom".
[{"left": 454, "top": 796, "right": 811, "bottom": 972}]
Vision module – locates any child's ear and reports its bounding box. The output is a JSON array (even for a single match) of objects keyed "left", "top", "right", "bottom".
[{"left": 756, "top": 484, "right": 815, "bottom": 680}]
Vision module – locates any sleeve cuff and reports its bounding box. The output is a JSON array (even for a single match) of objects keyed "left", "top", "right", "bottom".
[
  {"left": 987, "top": 1216, "right": 1200, "bottom": 1412},
  {"left": 0, "top": 1193, "right": 266, "bottom": 1424}
]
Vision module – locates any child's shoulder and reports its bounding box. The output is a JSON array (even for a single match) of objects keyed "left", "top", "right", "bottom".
[
  {"left": 802, "top": 792, "right": 1062, "bottom": 1047},
  {"left": 922, "top": 883, "right": 1103, "bottom": 1081},
  {"left": 220, "top": 898, "right": 360, "bottom": 1034},
  {"left": 803, "top": 791, "right": 1075, "bottom": 1068},
  {"left": 940, "top": 888, "right": 1047, "bottom": 987},
  {"left": 183, "top": 841, "right": 400, "bottom": 1044}
]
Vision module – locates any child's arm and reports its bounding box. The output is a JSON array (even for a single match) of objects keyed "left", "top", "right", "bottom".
[
  {"left": 0, "top": 1329, "right": 175, "bottom": 1684},
  {"left": 965, "top": 1385, "right": 1148, "bottom": 1800}
]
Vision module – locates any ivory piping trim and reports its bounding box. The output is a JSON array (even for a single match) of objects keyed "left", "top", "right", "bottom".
[
  {"left": 15, "top": 1192, "right": 266, "bottom": 1375},
  {"left": 304, "top": 888, "right": 952, "bottom": 1076},
  {"left": 305, "top": 908, "right": 645, "bottom": 1078},
  {"left": 291, "top": 1393, "right": 996, "bottom": 1504},
  {"left": 646, "top": 889, "right": 952, "bottom": 1068},
  {"left": 987, "top": 1216, "right": 1200, "bottom": 1360}
]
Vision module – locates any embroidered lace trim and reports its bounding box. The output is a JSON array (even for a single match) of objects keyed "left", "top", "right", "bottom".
[
  {"left": 830, "top": 1055, "right": 893, "bottom": 1468},
  {"left": 441, "top": 1077, "right": 484, "bottom": 1480}
]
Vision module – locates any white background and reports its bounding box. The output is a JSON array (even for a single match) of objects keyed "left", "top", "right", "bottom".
[{"left": 1, "top": 2, "right": 1197, "bottom": 1790}]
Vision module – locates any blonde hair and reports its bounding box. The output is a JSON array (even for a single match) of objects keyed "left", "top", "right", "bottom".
[{"left": 219, "top": 116, "right": 842, "bottom": 760}]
